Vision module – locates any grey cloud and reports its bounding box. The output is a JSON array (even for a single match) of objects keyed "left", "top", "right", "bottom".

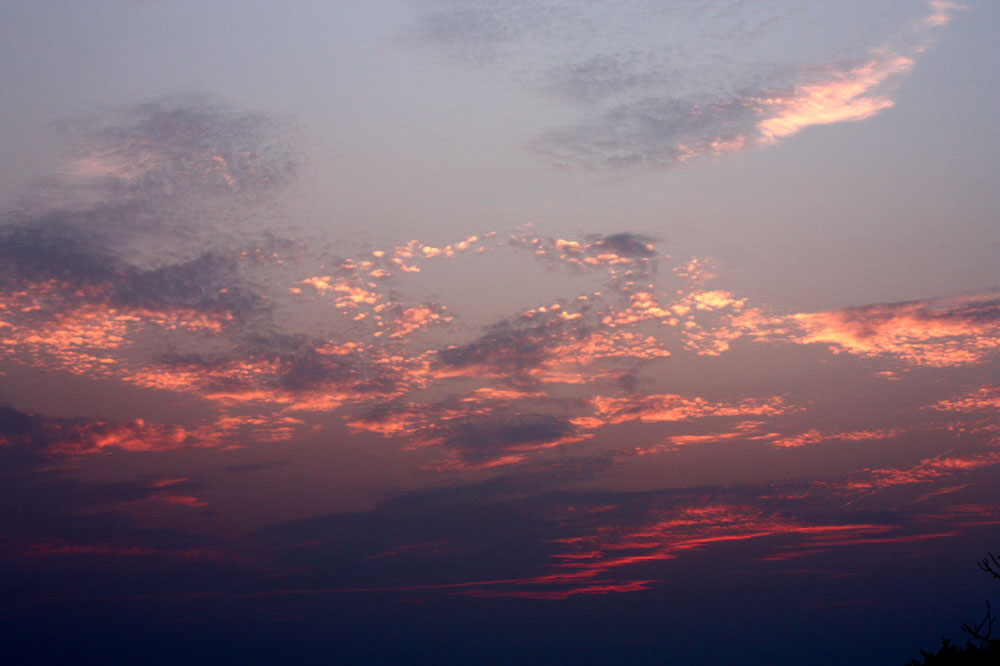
[
  {"left": 543, "top": 53, "right": 665, "bottom": 104},
  {"left": 111, "top": 251, "right": 266, "bottom": 320},
  {"left": 252, "top": 479, "right": 561, "bottom": 590},
  {"left": 592, "top": 232, "right": 656, "bottom": 258},
  {"left": 419, "top": 4, "right": 520, "bottom": 55},
  {"left": 838, "top": 293, "right": 1000, "bottom": 328},
  {"left": 153, "top": 332, "right": 400, "bottom": 396},
  {"left": 353, "top": 391, "right": 585, "bottom": 466},
  {"left": 0, "top": 218, "right": 118, "bottom": 287},
  {"left": 274, "top": 349, "right": 392, "bottom": 394},
  {"left": 237, "top": 332, "right": 396, "bottom": 394},
  {"left": 55, "top": 94, "right": 296, "bottom": 202},
  {"left": 0, "top": 404, "right": 55, "bottom": 470},
  {"left": 414, "top": 1, "right": 931, "bottom": 171},
  {"left": 0, "top": 97, "right": 300, "bottom": 327},
  {"left": 416, "top": 0, "right": 578, "bottom": 61},
  {"left": 508, "top": 230, "right": 658, "bottom": 284},
  {"left": 412, "top": 1, "right": 765, "bottom": 171},
  {"left": 437, "top": 324, "right": 548, "bottom": 371},
  {"left": 0, "top": 216, "right": 268, "bottom": 324},
  {"left": 437, "top": 413, "right": 578, "bottom": 463},
  {"left": 437, "top": 315, "right": 584, "bottom": 376},
  {"left": 0, "top": 403, "right": 119, "bottom": 460},
  {"left": 12, "top": 94, "right": 297, "bottom": 256},
  {"left": 533, "top": 94, "right": 760, "bottom": 169},
  {"left": 617, "top": 372, "right": 640, "bottom": 392}
]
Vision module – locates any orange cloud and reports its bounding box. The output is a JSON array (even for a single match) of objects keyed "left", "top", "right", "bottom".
[
  {"left": 462, "top": 504, "right": 889, "bottom": 599},
  {"left": 846, "top": 449, "right": 1000, "bottom": 491},
  {"left": 928, "top": 385, "right": 1000, "bottom": 413},
  {"left": 789, "top": 292, "right": 1000, "bottom": 367},
  {"left": 753, "top": 1, "right": 961, "bottom": 144},
  {"left": 42, "top": 419, "right": 193, "bottom": 456},
  {"left": 0, "top": 285, "right": 228, "bottom": 379},
  {"left": 386, "top": 304, "right": 452, "bottom": 339},
  {"left": 583, "top": 393, "right": 790, "bottom": 427},
  {"left": 922, "top": 1, "right": 965, "bottom": 29},
  {"left": 769, "top": 428, "right": 905, "bottom": 449},
  {"left": 673, "top": 257, "right": 718, "bottom": 285},
  {"left": 755, "top": 54, "right": 913, "bottom": 142},
  {"left": 662, "top": 289, "right": 1000, "bottom": 367}
]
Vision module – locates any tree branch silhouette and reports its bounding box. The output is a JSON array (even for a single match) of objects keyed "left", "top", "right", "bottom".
[
  {"left": 976, "top": 553, "right": 1000, "bottom": 581},
  {"left": 960, "top": 601, "right": 995, "bottom": 644},
  {"left": 960, "top": 553, "right": 1000, "bottom": 647}
]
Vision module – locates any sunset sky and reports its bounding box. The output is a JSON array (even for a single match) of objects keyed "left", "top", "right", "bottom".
[{"left": 2, "top": 1, "right": 1000, "bottom": 664}]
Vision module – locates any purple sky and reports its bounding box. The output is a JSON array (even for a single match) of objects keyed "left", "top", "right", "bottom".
[{"left": 2, "top": 1, "right": 1000, "bottom": 664}]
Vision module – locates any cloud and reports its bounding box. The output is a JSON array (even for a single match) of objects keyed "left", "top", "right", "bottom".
[
  {"left": 674, "top": 289, "right": 1000, "bottom": 366},
  {"left": 788, "top": 291, "right": 1000, "bottom": 367},
  {"left": 139, "top": 332, "right": 408, "bottom": 413},
  {"left": 2, "top": 99, "right": 995, "bottom": 490},
  {"left": 350, "top": 391, "right": 588, "bottom": 469},
  {"left": 417, "top": 1, "right": 962, "bottom": 170},
  {"left": 481, "top": 501, "right": 887, "bottom": 599},
  {"left": 508, "top": 229, "right": 657, "bottom": 276},
  {"left": 237, "top": 477, "right": 988, "bottom": 602},
  {"left": 0, "top": 404, "right": 227, "bottom": 569},
  {"left": 294, "top": 269, "right": 453, "bottom": 339},
  {"left": 417, "top": 2, "right": 523, "bottom": 57},
  {"left": 436, "top": 316, "right": 572, "bottom": 377},
  {"left": 845, "top": 448, "right": 1000, "bottom": 491},
  {"left": 432, "top": 413, "right": 588, "bottom": 468},
  {"left": 928, "top": 385, "right": 1000, "bottom": 413},
  {"left": 532, "top": 40, "right": 934, "bottom": 169},
  {"left": 0, "top": 246, "right": 272, "bottom": 384},
  {"left": 433, "top": 302, "right": 670, "bottom": 388},
  {"left": 768, "top": 427, "right": 904, "bottom": 449},
  {"left": 0, "top": 403, "right": 223, "bottom": 458},
  {"left": 52, "top": 93, "right": 296, "bottom": 206},
  {"left": 542, "top": 53, "right": 675, "bottom": 105},
  {"left": 5, "top": 95, "right": 297, "bottom": 290},
  {"left": 752, "top": 53, "right": 914, "bottom": 142},
  {"left": 0, "top": 97, "right": 298, "bottom": 379},
  {"left": 0, "top": 99, "right": 340, "bottom": 450},
  {"left": 533, "top": 94, "right": 760, "bottom": 169},
  {"left": 111, "top": 251, "right": 266, "bottom": 318},
  {"left": 0, "top": 218, "right": 119, "bottom": 287},
  {"left": 591, "top": 232, "right": 656, "bottom": 259},
  {"left": 0, "top": 237, "right": 270, "bottom": 393},
  {"left": 581, "top": 393, "right": 791, "bottom": 427}
]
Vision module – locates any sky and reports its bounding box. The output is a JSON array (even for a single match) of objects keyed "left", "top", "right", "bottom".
[{"left": 2, "top": 1, "right": 1000, "bottom": 664}]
